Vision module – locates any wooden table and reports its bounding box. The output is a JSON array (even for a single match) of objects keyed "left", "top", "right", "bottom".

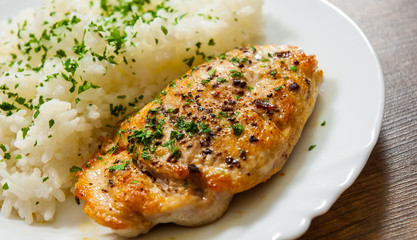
[{"left": 300, "top": 0, "right": 417, "bottom": 239}]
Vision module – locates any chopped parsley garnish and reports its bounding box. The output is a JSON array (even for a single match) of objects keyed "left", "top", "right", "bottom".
[
  {"left": 2, "top": 182, "right": 9, "bottom": 190},
  {"left": 170, "top": 131, "right": 184, "bottom": 140},
  {"left": 321, "top": 121, "right": 327, "bottom": 126},
  {"left": 55, "top": 49, "right": 67, "bottom": 58},
  {"left": 161, "top": 25, "right": 168, "bottom": 35},
  {"left": 199, "top": 123, "right": 212, "bottom": 133},
  {"left": 42, "top": 177, "right": 49, "bottom": 182},
  {"left": 175, "top": 116, "right": 199, "bottom": 137},
  {"left": 290, "top": 66, "right": 297, "bottom": 72},
  {"left": 0, "top": 144, "right": 6, "bottom": 153},
  {"left": 69, "top": 166, "right": 82, "bottom": 173},
  {"left": 308, "top": 145, "right": 316, "bottom": 151},
  {"left": 201, "top": 79, "right": 211, "bottom": 84},
  {"left": 183, "top": 56, "right": 195, "bottom": 67},
  {"left": 184, "top": 98, "right": 194, "bottom": 106},
  {"left": 48, "top": 119, "right": 55, "bottom": 128},
  {"left": 0, "top": 102, "right": 17, "bottom": 111},
  {"left": 230, "top": 69, "right": 243, "bottom": 78},
  {"left": 219, "top": 111, "right": 231, "bottom": 118},
  {"left": 108, "top": 160, "right": 129, "bottom": 170},
  {"left": 274, "top": 86, "right": 283, "bottom": 91},
  {"left": 106, "top": 27, "right": 127, "bottom": 54},
  {"left": 208, "top": 68, "right": 216, "bottom": 76},
  {"left": 21, "top": 127, "right": 30, "bottom": 139},
  {"left": 141, "top": 151, "right": 151, "bottom": 160},
  {"left": 110, "top": 103, "right": 127, "bottom": 117},
  {"left": 3, "top": 153, "right": 11, "bottom": 160},
  {"left": 231, "top": 123, "right": 244, "bottom": 136}
]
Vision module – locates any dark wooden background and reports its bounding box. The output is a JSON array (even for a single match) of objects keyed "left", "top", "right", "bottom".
[{"left": 300, "top": 0, "right": 417, "bottom": 239}]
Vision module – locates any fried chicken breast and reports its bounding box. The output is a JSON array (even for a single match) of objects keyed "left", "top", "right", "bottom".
[{"left": 74, "top": 45, "right": 323, "bottom": 237}]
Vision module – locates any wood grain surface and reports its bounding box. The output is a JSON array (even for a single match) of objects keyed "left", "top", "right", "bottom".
[{"left": 299, "top": 0, "right": 417, "bottom": 239}]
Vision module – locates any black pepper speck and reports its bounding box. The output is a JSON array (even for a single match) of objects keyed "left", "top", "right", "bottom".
[
  {"left": 289, "top": 82, "right": 300, "bottom": 91},
  {"left": 188, "top": 164, "right": 200, "bottom": 173},
  {"left": 249, "top": 136, "right": 259, "bottom": 142}
]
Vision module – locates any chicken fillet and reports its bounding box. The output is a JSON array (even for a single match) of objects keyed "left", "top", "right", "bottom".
[{"left": 74, "top": 45, "right": 323, "bottom": 237}]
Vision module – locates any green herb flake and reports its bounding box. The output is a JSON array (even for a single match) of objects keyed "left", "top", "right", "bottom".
[
  {"left": 108, "top": 160, "right": 129, "bottom": 170},
  {"left": 290, "top": 66, "right": 297, "bottom": 72},
  {"left": 69, "top": 166, "right": 82, "bottom": 173},
  {"left": 0, "top": 102, "right": 17, "bottom": 111},
  {"left": 321, "top": 121, "right": 327, "bottom": 126},
  {"left": 78, "top": 81, "right": 100, "bottom": 94},
  {"left": 274, "top": 86, "right": 283, "bottom": 91},
  {"left": 161, "top": 25, "right": 168, "bottom": 35},
  {"left": 141, "top": 151, "right": 152, "bottom": 160},
  {"left": 2, "top": 182, "right": 9, "bottom": 190},
  {"left": 0, "top": 144, "right": 6, "bottom": 153},
  {"left": 208, "top": 69, "right": 216, "bottom": 76},
  {"left": 230, "top": 69, "right": 243, "bottom": 78},
  {"left": 55, "top": 49, "right": 67, "bottom": 58},
  {"left": 42, "top": 177, "right": 49, "bottom": 183},
  {"left": 48, "top": 119, "right": 55, "bottom": 128},
  {"left": 201, "top": 79, "right": 211, "bottom": 84},
  {"left": 199, "top": 123, "right": 212, "bottom": 133},
  {"left": 247, "top": 86, "right": 254, "bottom": 91},
  {"left": 208, "top": 38, "right": 215, "bottom": 46},
  {"left": 21, "top": 127, "right": 30, "bottom": 139},
  {"left": 308, "top": 145, "right": 316, "bottom": 151},
  {"left": 231, "top": 123, "right": 244, "bottom": 136},
  {"left": 217, "top": 78, "right": 227, "bottom": 82}
]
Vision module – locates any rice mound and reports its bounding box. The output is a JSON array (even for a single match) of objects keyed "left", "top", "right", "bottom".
[{"left": 0, "top": 0, "right": 263, "bottom": 223}]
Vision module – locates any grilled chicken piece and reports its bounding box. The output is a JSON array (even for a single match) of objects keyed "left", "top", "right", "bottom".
[{"left": 74, "top": 45, "right": 323, "bottom": 237}]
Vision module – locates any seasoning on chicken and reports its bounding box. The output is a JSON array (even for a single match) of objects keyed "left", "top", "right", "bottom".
[{"left": 74, "top": 45, "right": 323, "bottom": 237}]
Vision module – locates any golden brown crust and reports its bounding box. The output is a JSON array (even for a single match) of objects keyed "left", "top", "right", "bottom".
[{"left": 74, "top": 45, "right": 323, "bottom": 236}]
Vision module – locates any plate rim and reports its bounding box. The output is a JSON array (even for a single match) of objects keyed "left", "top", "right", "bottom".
[{"left": 0, "top": 0, "right": 385, "bottom": 239}]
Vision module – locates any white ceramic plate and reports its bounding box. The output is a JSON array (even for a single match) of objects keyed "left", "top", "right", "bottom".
[{"left": 0, "top": 0, "right": 384, "bottom": 239}]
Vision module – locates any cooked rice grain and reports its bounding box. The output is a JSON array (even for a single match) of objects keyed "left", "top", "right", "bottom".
[{"left": 0, "top": 0, "right": 263, "bottom": 223}]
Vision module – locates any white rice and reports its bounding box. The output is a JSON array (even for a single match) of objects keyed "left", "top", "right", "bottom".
[{"left": 0, "top": 0, "right": 263, "bottom": 223}]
